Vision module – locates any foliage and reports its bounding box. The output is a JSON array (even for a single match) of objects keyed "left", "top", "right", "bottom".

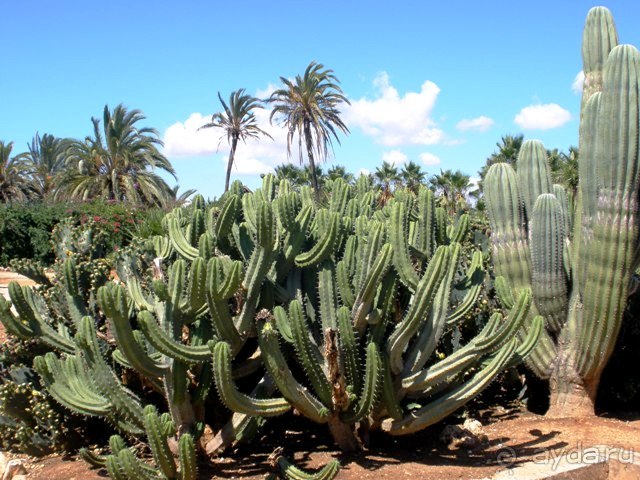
[
  {"left": 57, "top": 104, "right": 176, "bottom": 207},
  {"left": 0, "top": 200, "right": 152, "bottom": 265},
  {"left": 0, "top": 141, "right": 30, "bottom": 202}
]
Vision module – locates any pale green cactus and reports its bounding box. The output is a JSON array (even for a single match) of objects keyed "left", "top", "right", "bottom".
[{"left": 484, "top": 6, "right": 640, "bottom": 416}]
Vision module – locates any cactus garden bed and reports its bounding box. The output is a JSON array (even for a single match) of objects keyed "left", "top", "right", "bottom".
[{"left": 2, "top": 407, "right": 640, "bottom": 479}]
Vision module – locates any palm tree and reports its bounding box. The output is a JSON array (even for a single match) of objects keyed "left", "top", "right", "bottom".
[
  {"left": 327, "top": 165, "right": 354, "bottom": 183},
  {"left": 199, "top": 89, "right": 272, "bottom": 193},
  {"left": 430, "top": 169, "right": 474, "bottom": 214},
  {"left": 400, "top": 161, "right": 426, "bottom": 192},
  {"left": 58, "top": 104, "right": 176, "bottom": 206},
  {"left": 275, "top": 163, "right": 305, "bottom": 186},
  {"left": 269, "top": 61, "right": 350, "bottom": 196},
  {"left": 478, "top": 134, "right": 524, "bottom": 184},
  {"left": 374, "top": 161, "right": 400, "bottom": 201},
  {"left": 553, "top": 146, "right": 579, "bottom": 197},
  {"left": 18, "top": 133, "right": 68, "bottom": 199},
  {"left": 0, "top": 141, "right": 30, "bottom": 202}
]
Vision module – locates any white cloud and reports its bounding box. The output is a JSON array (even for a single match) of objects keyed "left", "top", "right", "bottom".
[
  {"left": 163, "top": 113, "right": 219, "bottom": 158},
  {"left": 456, "top": 115, "right": 494, "bottom": 132},
  {"left": 381, "top": 150, "right": 408, "bottom": 166},
  {"left": 344, "top": 72, "right": 444, "bottom": 146},
  {"left": 514, "top": 104, "right": 572, "bottom": 130},
  {"left": 419, "top": 152, "right": 441, "bottom": 167},
  {"left": 572, "top": 71, "right": 585, "bottom": 94},
  {"left": 163, "top": 98, "right": 291, "bottom": 176}
]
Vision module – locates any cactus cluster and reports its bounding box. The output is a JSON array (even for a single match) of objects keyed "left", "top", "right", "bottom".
[
  {"left": 0, "top": 173, "right": 539, "bottom": 480},
  {"left": 484, "top": 6, "right": 640, "bottom": 415}
]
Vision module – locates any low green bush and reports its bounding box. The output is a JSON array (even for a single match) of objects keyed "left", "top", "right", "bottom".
[{"left": 0, "top": 201, "right": 156, "bottom": 265}]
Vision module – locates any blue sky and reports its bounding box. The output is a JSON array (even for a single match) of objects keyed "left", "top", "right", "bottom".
[{"left": 2, "top": 1, "right": 639, "bottom": 199}]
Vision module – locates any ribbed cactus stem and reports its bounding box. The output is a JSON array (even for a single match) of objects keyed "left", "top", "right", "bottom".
[
  {"left": 529, "top": 194, "right": 568, "bottom": 333},
  {"left": 517, "top": 140, "right": 553, "bottom": 215}
]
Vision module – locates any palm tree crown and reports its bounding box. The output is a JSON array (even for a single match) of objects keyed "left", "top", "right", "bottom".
[
  {"left": 19, "top": 133, "right": 68, "bottom": 199},
  {"left": 58, "top": 104, "right": 176, "bottom": 206},
  {"left": 200, "top": 89, "right": 271, "bottom": 193},
  {"left": 400, "top": 161, "right": 426, "bottom": 192},
  {"left": 0, "top": 141, "right": 30, "bottom": 202},
  {"left": 269, "top": 61, "right": 350, "bottom": 196}
]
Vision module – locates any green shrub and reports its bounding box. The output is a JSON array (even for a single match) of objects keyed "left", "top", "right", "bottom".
[{"left": 0, "top": 201, "right": 157, "bottom": 265}]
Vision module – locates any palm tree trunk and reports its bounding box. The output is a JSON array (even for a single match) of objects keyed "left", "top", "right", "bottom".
[
  {"left": 303, "top": 120, "right": 320, "bottom": 197},
  {"left": 225, "top": 136, "right": 239, "bottom": 193}
]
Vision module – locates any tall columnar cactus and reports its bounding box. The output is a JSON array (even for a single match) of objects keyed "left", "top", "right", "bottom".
[{"left": 484, "top": 6, "right": 639, "bottom": 416}]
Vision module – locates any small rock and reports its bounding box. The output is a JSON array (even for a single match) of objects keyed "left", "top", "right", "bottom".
[
  {"left": 2, "top": 459, "right": 27, "bottom": 480},
  {"left": 440, "top": 419, "right": 488, "bottom": 451},
  {"left": 11, "top": 476, "right": 27, "bottom": 480}
]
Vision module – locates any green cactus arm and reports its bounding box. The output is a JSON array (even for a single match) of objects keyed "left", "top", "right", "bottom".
[
  {"left": 484, "top": 162, "right": 532, "bottom": 292},
  {"left": 516, "top": 139, "right": 553, "bottom": 215},
  {"left": 337, "top": 306, "right": 361, "bottom": 396},
  {"left": 182, "top": 257, "right": 207, "bottom": 317},
  {"left": 494, "top": 276, "right": 515, "bottom": 309},
  {"left": 449, "top": 214, "right": 470, "bottom": 244},
  {"left": 382, "top": 338, "right": 517, "bottom": 436},
  {"left": 504, "top": 315, "right": 544, "bottom": 369},
  {"left": 342, "top": 342, "right": 381, "bottom": 423},
  {"left": 582, "top": 6, "right": 618, "bottom": 105},
  {"left": 106, "top": 455, "right": 128, "bottom": 480},
  {"left": 414, "top": 187, "right": 436, "bottom": 259},
  {"left": 577, "top": 44, "right": 640, "bottom": 377},
  {"left": 62, "top": 257, "right": 89, "bottom": 325},
  {"left": 257, "top": 321, "right": 329, "bottom": 423},
  {"left": 435, "top": 207, "right": 448, "bottom": 245},
  {"left": 379, "top": 355, "right": 403, "bottom": 420},
  {"left": 116, "top": 449, "right": 159, "bottom": 480},
  {"left": 352, "top": 243, "right": 393, "bottom": 332},
  {"left": 0, "top": 295, "right": 37, "bottom": 339},
  {"left": 530, "top": 193, "right": 568, "bottom": 333},
  {"left": 403, "top": 289, "right": 531, "bottom": 392},
  {"left": 153, "top": 235, "right": 173, "bottom": 259},
  {"left": 387, "top": 245, "right": 449, "bottom": 374},
  {"left": 214, "top": 193, "right": 240, "bottom": 241},
  {"left": 143, "top": 405, "right": 177, "bottom": 479},
  {"left": 405, "top": 242, "right": 461, "bottom": 374},
  {"left": 335, "top": 260, "right": 355, "bottom": 309},
  {"left": 33, "top": 354, "right": 111, "bottom": 416},
  {"left": 178, "top": 433, "right": 197, "bottom": 480},
  {"left": 6, "top": 283, "right": 75, "bottom": 353},
  {"left": 127, "top": 277, "right": 156, "bottom": 311},
  {"left": 288, "top": 300, "right": 332, "bottom": 407},
  {"left": 212, "top": 341, "right": 291, "bottom": 417},
  {"left": 75, "top": 316, "right": 145, "bottom": 433},
  {"left": 276, "top": 457, "right": 341, "bottom": 480},
  {"left": 273, "top": 305, "right": 294, "bottom": 343},
  {"left": 8, "top": 258, "right": 52, "bottom": 287},
  {"left": 446, "top": 250, "right": 484, "bottom": 325},
  {"left": 318, "top": 261, "right": 338, "bottom": 332},
  {"left": 295, "top": 210, "right": 339, "bottom": 268},
  {"left": 236, "top": 202, "right": 275, "bottom": 335},
  {"left": 79, "top": 448, "right": 107, "bottom": 468},
  {"left": 205, "top": 259, "right": 243, "bottom": 350},
  {"left": 168, "top": 216, "right": 199, "bottom": 261},
  {"left": 390, "top": 202, "right": 420, "bottom": 291},
  {"left": 98, "top": 285, "right": 167, "bottom": 377}
]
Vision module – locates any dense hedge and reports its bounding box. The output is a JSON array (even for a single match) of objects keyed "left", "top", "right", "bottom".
[{"left": 0, "top": 201, "right": 151, "bottom": 265}]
